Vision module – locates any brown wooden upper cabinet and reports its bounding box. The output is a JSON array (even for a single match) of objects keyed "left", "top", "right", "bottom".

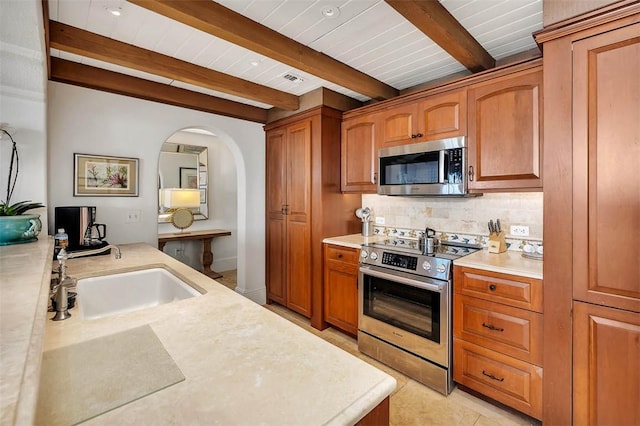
[
  {"left": 341, "top": 112, "right": 378, "bottom": 193},
  {"left": 379, "top": 89, "right": 467, "bottom": 149},
  {"left": 467, "top": 67, "right": 543, "bottom": 191}
]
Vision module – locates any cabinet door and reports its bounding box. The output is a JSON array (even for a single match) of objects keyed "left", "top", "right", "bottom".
[
  {"left": 467, "top": 68, "right": 543, "bottom": 191},
  {"left": 341, "top": 114, "right": 378, "bottom": 193},
  {"left": 265, "top": 129, "right": 287, "bottom": 304},
  {"left": 572, "top": 24, "right": 640, "bottom": 313},
  {"left": 379, "top": 103, "right": 418, "bottom": 148},
  {"left": 285, "top": 121, "right": 312, "bottom": 316},
  {"left": 417, "top": 89, "right": 467, "bottom": 141},
  {"left": 324, "top": 245, "right": 359, "bottom": 335},
  {"left": 573, "top": 301, "right": 640, "bottom": 426}
]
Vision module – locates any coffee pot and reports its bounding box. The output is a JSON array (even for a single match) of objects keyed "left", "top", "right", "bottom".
[{"left": 84, "top": 223, "right": 107, "bottom": 246}]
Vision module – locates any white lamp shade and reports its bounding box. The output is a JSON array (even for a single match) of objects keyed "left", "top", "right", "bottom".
[{"left": 162, "top": 188, "right": 201, "bottom": 209}]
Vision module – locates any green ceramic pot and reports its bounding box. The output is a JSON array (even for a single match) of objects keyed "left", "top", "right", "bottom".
[{"left": 0, "top": 214, "right": 42, "bottom": 246}]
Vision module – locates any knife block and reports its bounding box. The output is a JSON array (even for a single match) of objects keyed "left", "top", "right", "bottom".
[{"left": 488, "top": 231, "right": 507, "bottom": 253}]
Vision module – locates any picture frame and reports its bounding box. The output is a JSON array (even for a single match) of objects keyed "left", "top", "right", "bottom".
[
  {"left": 74, "top": 153, "right": 139, "bottom": 197},
  {"left": 180, "top": 167, "right": 198, "bottom": 189}
]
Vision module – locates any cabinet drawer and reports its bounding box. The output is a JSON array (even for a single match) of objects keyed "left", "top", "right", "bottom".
[
  {"left": 454, "top": 266, "right": 543, "bottom": 312},
  {"left": 454, "top": 295, "right": 543, "bottom": 365},
  {"left": 454, "top": 339, "right": 542, "bottom": 420},
  {"left": 325, "top": 245, "right": 359, "bottom": 265}
]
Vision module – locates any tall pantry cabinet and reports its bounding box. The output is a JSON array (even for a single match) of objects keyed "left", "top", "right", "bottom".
[
  {"left": 535, "top": 4, "right": 640, "bottom": 425},
  {"left": 265, "top": 106, "right": 361, "bottom": 329}
]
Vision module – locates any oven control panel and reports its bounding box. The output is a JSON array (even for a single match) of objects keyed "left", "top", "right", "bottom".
[
  {"left": 360, "top": 246, "right": 453, "bottom": 280},
  {"left": 381, "top": 252, "right": 417, "bottom": 270}
]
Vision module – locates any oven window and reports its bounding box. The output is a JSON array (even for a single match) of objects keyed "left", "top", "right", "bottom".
[
  {"left": 379, "top": 151, "right": 443, "bottom": 185},
  {"left": 362, "top": 274, "right": 441, "bottom": 343}
]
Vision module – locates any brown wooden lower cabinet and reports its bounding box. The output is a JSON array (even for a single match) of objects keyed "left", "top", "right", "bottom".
[
  {"left": 453, "top": 266, "right": 543, "bottom": 420},
  {"left": 356, "top": 396, "right": 389, "bottom": 426},
  {"left": 573, "top": 301, "right": 640, "bottom": 426},
  {"left": 454, "top": 340, "right": 542, "bottom": 419},
  {"left": 323, "top": 244, "right": 359, "bottom": 335}
]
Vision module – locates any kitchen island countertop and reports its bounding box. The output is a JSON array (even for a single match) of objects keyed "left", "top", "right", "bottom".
[
  {"left": 454, "top": 248, "right": 543, "bottom": 279},
  {"left": 37, "top": 243, "right": 395, "bottom": 425}
]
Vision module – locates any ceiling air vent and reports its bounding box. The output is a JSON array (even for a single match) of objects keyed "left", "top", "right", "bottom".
[{"left": 282, "top": 73, "right": 304, "bottom": 84}]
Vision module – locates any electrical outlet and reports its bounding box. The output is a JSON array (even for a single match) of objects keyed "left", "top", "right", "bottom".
[
  {"left": 510, "top": 225, "right": 530, "bottom": 237},
  {"left": 126, "top": 210, "right": 141, "bottom": 223},
  {"left": 375, "top": 216, "right": 385, "bottom": 225}
]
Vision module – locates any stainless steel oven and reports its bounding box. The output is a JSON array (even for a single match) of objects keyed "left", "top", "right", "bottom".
[{"left": 357, "top": 237, "right": 478, "bottom": 395}]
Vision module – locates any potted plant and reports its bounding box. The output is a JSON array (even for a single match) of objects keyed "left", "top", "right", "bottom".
[{"left": 0, "top": 129, "right": 45, "bottom": 245}]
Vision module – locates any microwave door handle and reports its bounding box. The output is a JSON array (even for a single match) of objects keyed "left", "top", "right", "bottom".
[
  {"left": 438, "top": 150, "right": 446, "bottom": 183},
  {"left": 359, "top": 265, "right": 445, "bottom": 293}
]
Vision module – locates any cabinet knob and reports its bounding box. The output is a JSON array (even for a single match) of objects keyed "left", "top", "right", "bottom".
[
  {"left": 337, "top": 253, "right": 343, "bottom": 259},
  {"left": 489, "top": 284, "right": 497, "bottom": 291},
  {"left": 411, "top": 134, "right": 417, "bottom": 138},
  {"left": 415, "top": 133, "right": 423, "bottom": 138}
]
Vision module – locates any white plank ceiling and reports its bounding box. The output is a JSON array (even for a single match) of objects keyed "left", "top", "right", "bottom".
[{"left": 47, "top": 0, "right": 543, "bottom": 109}]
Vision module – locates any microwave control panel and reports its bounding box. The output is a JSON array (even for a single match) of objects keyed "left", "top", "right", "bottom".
[{"left": 447, "top": 148, "right": 464, "bottom": 184}]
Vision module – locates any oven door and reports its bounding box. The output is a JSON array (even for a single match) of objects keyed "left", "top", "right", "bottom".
[{"left": 358, "top": 264, "right": 450, "bottom": 367}]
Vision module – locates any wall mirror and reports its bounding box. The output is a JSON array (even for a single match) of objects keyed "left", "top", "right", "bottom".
[{"left": 158, "top": 142, "right": 208, "bottom": 222}]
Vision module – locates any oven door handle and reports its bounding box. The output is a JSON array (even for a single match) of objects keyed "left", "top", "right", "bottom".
[{"left": 359, "top": 265, "right": 446, "bottom": 293}]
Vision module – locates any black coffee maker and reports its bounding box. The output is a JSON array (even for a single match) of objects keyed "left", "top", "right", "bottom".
[{"left": 54, "top": 206, "right": 109, "bottom": 254}]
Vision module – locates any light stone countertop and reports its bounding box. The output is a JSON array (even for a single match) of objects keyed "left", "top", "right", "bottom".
[
  {"left": 0, "top": 236, "right": 54, "bottom": 426},
  {"left": 322, "top": 233, "right": 382, "bottom": 249},
  {"left": 37, "top": 243, "right": 396, "bottom": 425},
  {"left": 454, "top": 249, "right": 543, "bottom": 280}
]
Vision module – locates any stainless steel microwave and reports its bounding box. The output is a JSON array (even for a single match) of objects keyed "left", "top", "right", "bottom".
[{"left": 378, "top": 136, "right": 478, "bottom": 196}]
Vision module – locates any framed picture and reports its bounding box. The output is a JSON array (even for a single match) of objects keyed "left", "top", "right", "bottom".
[
  {"left": 180, "top": 167, "right": 198, "bottom": 189},
  {"left": 74, "top": 154, "right": 139, "bottom": 196},
  {"left": 199, "top": 188, "right": 207, "bottom": 204}
]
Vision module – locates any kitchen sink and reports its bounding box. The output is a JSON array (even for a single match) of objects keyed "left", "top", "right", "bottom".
[{"left": 77, "top": 268, "right": 202, "bottom": 320}]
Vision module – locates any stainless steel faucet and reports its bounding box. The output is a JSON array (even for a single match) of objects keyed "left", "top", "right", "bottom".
[{"left": 51, "top": 244, "right": 121, "bottom": 321}]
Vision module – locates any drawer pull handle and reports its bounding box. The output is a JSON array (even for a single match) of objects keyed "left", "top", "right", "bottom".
[
  {"left": 482, "top": 323, "right": 504, "bottom": 332},
  {"left": 482, "top": 370, "right": 505, "bottom": 382},
  {"left": 337, "top": 254, "right": 343, "bottom": 259},
  {"left": 489, "top": 284, "right": 497, "bottom": 291}
]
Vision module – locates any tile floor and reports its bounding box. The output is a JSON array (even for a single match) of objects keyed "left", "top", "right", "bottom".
[{"left": 216, "top": 270, "right": 540, "bottom": 426}]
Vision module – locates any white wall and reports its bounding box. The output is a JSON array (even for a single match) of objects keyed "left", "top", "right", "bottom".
[
  {"left": 0, "top": 0, "right": 48, "bottom": 232},
  {"left": 47, "top": 82, "right": 266, "bottom": 304}
]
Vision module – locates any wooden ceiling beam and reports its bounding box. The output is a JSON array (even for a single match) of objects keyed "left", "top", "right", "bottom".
[
  {"left": 385, "top": 0, "right": 495, "bottom": 72},
  {"left": 127, "top": 0, "right": 399, "bottom": 101},
  {"left": 50, "top": 57, "right": 268, "bottom": 123},
  {"left": 49, "top": 20, "right": 298, "bottom": 110}
]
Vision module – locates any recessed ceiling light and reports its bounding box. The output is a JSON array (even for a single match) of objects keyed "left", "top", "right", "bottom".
[
  {"left": 321, "top": 6, "right": 341, "bottom": 19},
  {"left": 250, "top": 59, "right": 264, "bottom": 67},
  {"left": 105, "top": 7, "right": 122, "bottom": 16}
]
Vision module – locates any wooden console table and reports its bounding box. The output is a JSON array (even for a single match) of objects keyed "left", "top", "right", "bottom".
[{"left": 158, "top": 229, "right": 231, "bottom": 279}]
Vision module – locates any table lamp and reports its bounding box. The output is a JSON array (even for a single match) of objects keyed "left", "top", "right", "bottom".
[{"left": 161, "top": 188, "right": 200, "bottom": 231}]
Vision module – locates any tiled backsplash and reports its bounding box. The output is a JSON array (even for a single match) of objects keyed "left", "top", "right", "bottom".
[{"left": 362, "top": 192, "right": 543, "bottom": 249}]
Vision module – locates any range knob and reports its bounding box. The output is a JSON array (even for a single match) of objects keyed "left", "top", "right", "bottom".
[
  {"left": 422, "top": 261, "right": 431, "bottom": 271},
  {"left": 436, "top": 264, "right": 447, "bottom": 274},
  {"left": 370, "top": 251, "right": 378, "bottom": 260},
  {"left": 360, "top": 249, "right": 368, "bottom": 259}
]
